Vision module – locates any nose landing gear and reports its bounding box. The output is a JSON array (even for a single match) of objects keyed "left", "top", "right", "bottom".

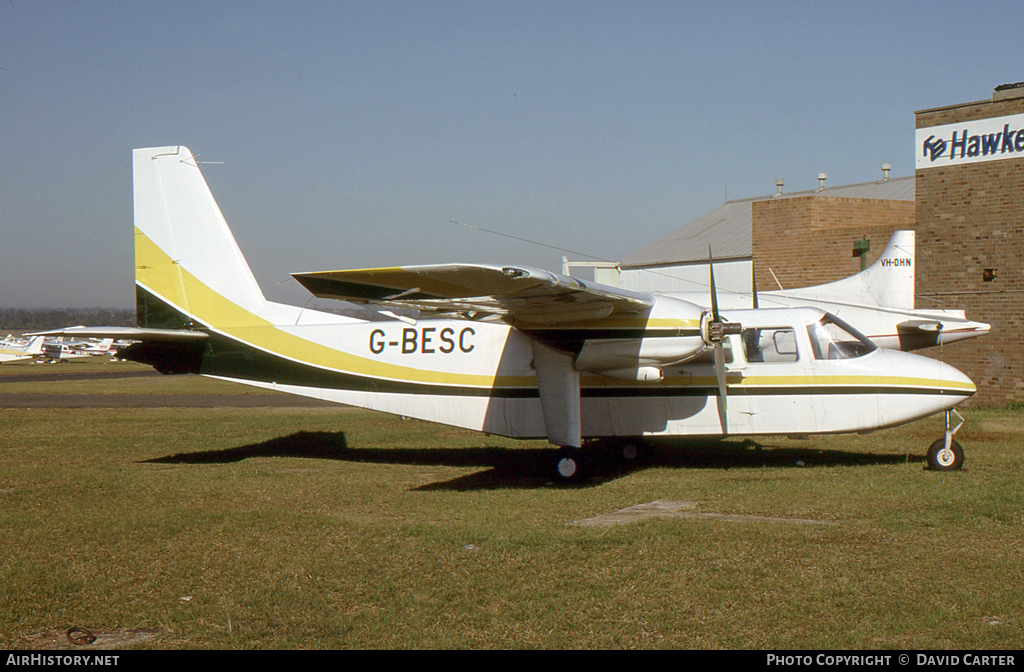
[{"left": 927, "top": 409, "right": 965, "bottom": 471}]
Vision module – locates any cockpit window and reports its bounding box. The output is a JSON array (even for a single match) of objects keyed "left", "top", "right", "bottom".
[
  {"left": 806, "top": 314, "right": 877, "bottom": 360},
  {"left": 742, "top": 327, "right": 798, "bottom": 363}
]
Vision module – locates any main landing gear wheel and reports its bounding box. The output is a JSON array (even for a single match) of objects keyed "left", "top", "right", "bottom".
[
  {"left": 615, "top": 440, "right": 648, "bottom": 467},
  {"left": 554, "top": 447, "right": 587, "bottom": 483},
  {"left": 927, "top": 439, "right": 964, "bottom": 472},
  {"left": 619, "top": 441, "right": 641, "bottom": 462}
]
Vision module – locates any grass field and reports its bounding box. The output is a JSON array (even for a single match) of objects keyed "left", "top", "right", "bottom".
[{"left": 1, "top": 360, "right": 1022, "bottom": 649}]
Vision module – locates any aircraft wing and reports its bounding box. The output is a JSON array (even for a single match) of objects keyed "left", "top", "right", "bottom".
[{"left": 293, "top": 264, "right": 654, "bottom": 325}]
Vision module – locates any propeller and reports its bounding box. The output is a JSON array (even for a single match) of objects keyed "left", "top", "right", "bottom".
[
  {"left": 751, "top": 264, "right": 759, "bottom": 309},
  {"left": 704, "top": 246, "right": 743, "bottom": 433}
]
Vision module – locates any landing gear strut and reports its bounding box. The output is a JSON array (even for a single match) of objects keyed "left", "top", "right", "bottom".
[{"left": 927, "top": 409, "right": 965, "bottom": 471}]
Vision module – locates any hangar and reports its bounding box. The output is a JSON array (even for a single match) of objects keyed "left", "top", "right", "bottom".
[
  {"left": 593, "top": 170, "right": 915, "bottom": 296},
  {"left": 584, "top": 83, "right": 1024, "bottom": 406}
]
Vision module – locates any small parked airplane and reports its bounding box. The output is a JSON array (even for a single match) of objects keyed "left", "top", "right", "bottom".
[
  {"left": 658, "top": 230, "right": 990, "bottom": 352},
  {"left": 46, "top": 146, "right": 977, "bottom": 480},
  {"left": 40, "top": 337, "right": 116, "bottom": 362},
  {"left": 0, "top": 335, "right": 45, "bottom": 364}
]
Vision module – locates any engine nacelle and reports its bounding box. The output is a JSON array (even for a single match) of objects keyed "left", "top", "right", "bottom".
[{"left": 573, "top": 295, "right": 708, "bottom": 377}]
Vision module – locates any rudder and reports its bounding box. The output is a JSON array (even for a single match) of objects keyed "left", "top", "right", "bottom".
[{"left": 133, "top": 146, "right": 266, "bottom": 328}]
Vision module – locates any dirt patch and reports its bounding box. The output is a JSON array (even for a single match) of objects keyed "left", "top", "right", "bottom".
[
  {"left": 19, "top": 627, "right": 160, "bottom": 650},
  {"left": 572, "top": 499, "right": 836, "bottom": 527}
]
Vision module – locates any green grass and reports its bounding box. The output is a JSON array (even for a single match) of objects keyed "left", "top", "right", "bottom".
[
  {"left": 1, "top": 372, "right": 1022, "bottom": 649},
  {"left": 0, "top": 359, "right": 272, "bottom": 395}
]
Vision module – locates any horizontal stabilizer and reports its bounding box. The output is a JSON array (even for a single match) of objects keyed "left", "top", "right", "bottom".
[
  {"left": 29, "top": 326, "right": 209, "bottom": 343},
  {"left": 898, "top": 320, "right": 943, "bottom": 333}
]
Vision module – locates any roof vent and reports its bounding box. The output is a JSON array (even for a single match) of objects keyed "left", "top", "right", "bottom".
[
  {"left": 816, "top": 172, "right": 827, "bottom": 192},
  {"left": 994, "top": 82, "right": 1024, "bottom": 101},
  {"left": 773, "top": 178, "right": 785, "bottom": 198},
  {"left": 881, "top": 163, "right": 891, "bottom": 182}
]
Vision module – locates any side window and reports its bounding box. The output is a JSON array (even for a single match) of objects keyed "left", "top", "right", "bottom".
[{"left": 742, "top": 327, "right": 798, "bottom": 363}]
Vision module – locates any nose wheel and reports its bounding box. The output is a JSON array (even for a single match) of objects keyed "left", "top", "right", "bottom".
[
  {"left": 927, "top": 438, "right": 964, "bottom": 471},
  {"left": 927, "top": 409, "right": 965, "bottom": 471}
]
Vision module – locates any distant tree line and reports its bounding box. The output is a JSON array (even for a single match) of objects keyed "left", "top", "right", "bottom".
[{"left": 0, "top": 308, "right": 135, "bottom": 332}]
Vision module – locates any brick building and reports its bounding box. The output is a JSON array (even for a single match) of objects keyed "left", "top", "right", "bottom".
[
  {"left": 598, "top": 173, "right": 914, "bottom": 296},
  {"left": 593, "top": 84, "right": 1023, "bottom": 406},
  {"left": 749, "top": 179, "right": 915, "bottom": 292},
  {"left": 914, "top": 84, "right": 1024, "bottom": 405}
]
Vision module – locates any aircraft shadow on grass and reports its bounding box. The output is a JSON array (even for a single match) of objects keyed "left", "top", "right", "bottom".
[{"left": 143, "top": 431, "right": 925, "bottom": 491}]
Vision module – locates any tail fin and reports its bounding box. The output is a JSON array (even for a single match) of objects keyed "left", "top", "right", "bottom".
[
  {"left": 771, "top": 230, "right": 916, "bottom": 309},
  {"left": 25, "top": 335, "right": 46, "bottom": 355},
  {"left": 133, "top": 146, "right": 266, "bottom": 328}
]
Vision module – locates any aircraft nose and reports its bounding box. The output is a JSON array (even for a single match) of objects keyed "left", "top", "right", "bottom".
[
  {"left": 938, "top": 358, "right": 976, "bottom": 399},
  {"left": 884, "top": 348, "right": 976, "bottom": 398},
  {"left": 872, "top": 350, "right": 976, "bottom": 427}
]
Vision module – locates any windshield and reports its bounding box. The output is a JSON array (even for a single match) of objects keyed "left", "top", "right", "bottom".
[{"left": 806, "top": 314, "right": 877, "bottom": 360}]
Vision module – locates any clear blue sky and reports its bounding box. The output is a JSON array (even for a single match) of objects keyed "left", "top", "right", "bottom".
[{"left": 2, "top": 0, "right": 1022, "bottom": 308}]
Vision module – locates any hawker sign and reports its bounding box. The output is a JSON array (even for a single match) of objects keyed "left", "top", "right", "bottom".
[{"left": 916, "top": 112, "right": 1024, "bottom": 169}]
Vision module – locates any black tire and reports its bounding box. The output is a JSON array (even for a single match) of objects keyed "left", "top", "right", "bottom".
[
  {"left": 554, "top": 446, "right": 587, "bottom": 483},
  {"left": 617, "top": 440, "right": 646, "bottom": 465},
  {"left": 620, "top": 441, "right": 638, "bottom": 460},
  {"left": 927, "top": 438, "right": 964, "bottom": 471}
]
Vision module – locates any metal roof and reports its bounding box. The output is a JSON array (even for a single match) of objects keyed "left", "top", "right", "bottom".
[{"left": 620, "top": 176, "right": 914, "bottom": 268}]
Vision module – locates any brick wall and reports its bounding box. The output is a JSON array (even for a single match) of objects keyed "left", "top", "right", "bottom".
[
  {"left": 746, "top": 93, "right": 1024, "bottom": 407},
  {"left": 751, "top": 196, "right": 915, "bottom": 292},
  {"left": 915, "top": 93, "right": 1024, "bottom": 406}
]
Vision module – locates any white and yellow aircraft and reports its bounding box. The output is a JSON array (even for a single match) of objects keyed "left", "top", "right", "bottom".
[
  {"left": 50, "top": 146, "right": 978, "bottom": 480},
  {"left": 0, "top": 335, "right": 45, "bottom": 364}
]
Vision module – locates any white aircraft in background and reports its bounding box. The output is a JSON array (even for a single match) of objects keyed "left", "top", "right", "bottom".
[
  {"left": 40, "top": 337, "right": 116, "bottom": 362},
  {"left": 46, "top": 146, "right": 977, "bottom": 480},
  {"left": 0, "top": 335, "right": 46, "bottom": 364},
  {"left": 77, "top": 337, "right": 117, "bottom": 356},
  {"left": 658, "top": 230, "right": 990, "bottom": 352}
]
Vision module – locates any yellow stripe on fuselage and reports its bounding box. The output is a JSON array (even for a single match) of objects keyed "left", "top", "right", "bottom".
[
  {"left": 136, "top": 228, "right": 533, "bottom": 388},
  {"left": 135, "top": 229, "right": 974, "bottom": 396},
  {"left": 727, "top": 373, "right": 976, "bottom": 392}
]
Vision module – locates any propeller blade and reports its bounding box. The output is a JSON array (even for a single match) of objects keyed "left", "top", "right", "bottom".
[
  {"left": 708, "top": 245, "right": 720, "bottom": 322},
  {"left": 751, "top": 265, "right": 759, "bottom": 309}
]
